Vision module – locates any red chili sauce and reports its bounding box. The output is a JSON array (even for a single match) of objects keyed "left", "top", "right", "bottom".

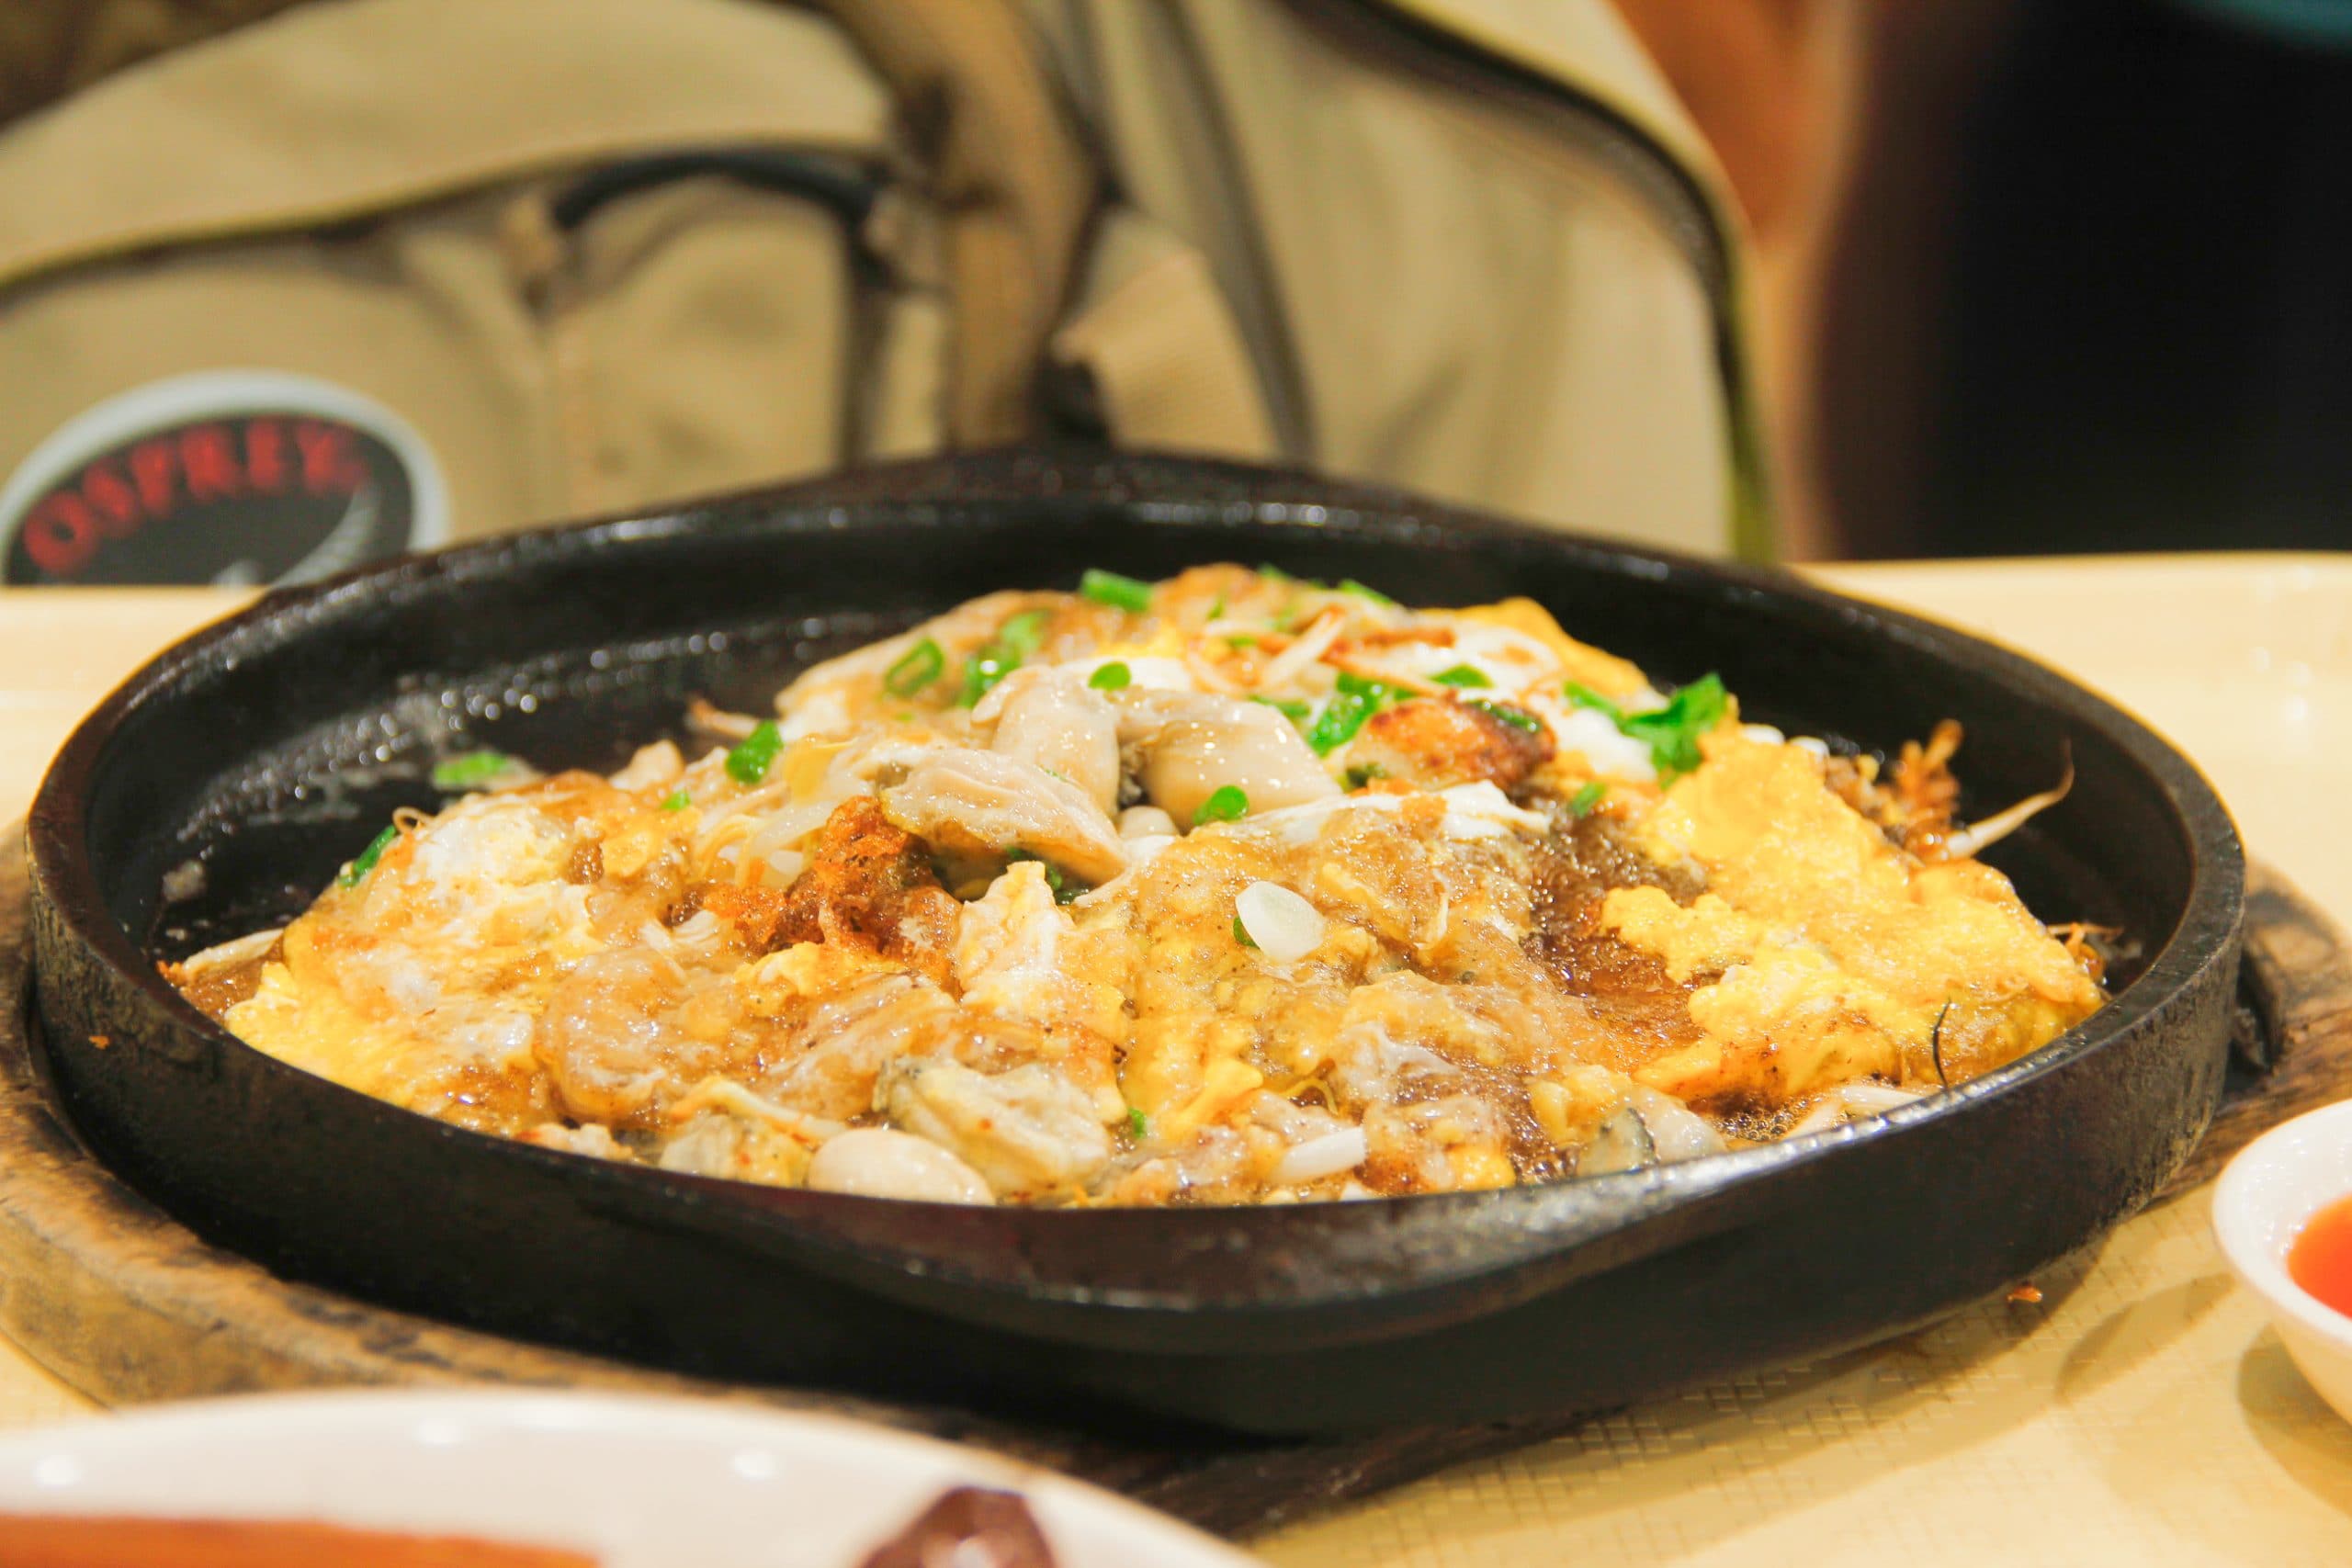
[{"left": 2289, "top": 1194, "right": 2352, "bottom": 1316}]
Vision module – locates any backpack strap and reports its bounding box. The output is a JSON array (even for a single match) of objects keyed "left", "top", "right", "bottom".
[{"left": 798, "top": 0, "right": 1097, "bottom": 445}]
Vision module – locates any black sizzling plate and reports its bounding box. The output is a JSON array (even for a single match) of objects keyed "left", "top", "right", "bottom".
[{"left": 25, "top": 452, "right": 2243, "bottom": 1436}]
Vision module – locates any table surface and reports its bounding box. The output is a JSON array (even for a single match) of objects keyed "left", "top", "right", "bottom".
[{"left": 2, "top": 556, "right": 2348, "bottom": 1565}]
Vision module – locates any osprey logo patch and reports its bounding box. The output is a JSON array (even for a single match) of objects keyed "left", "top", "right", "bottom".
[{"left": 0, "top": 371, "right": 449, "bottom": 586}]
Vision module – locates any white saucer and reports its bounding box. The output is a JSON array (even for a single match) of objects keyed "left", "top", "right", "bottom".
[{"left": 0, "top": 1389, "right": 1261, "bottom": 1567}]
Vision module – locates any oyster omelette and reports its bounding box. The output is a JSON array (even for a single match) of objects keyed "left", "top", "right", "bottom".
[{"left": 169, "top": 565, "right": 2105, "bottom": 1207}]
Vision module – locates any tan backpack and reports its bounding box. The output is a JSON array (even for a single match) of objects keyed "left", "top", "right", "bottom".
[{"left": 0, "top": 0, "right": 1763, "bottom": 586}]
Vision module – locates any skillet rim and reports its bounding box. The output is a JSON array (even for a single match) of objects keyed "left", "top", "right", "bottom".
[{"left": 21, "top": 448, "right": 2245, "bottom": 1326}]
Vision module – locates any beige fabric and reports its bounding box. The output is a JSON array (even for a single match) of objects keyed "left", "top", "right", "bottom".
[
  {"left": 0, "top": 0, "right": 1765, "bottom": 570},
  {"left": 0, "top": 0, "right": 899, "bottom": 545},
  {"left": 1050, "top": 208, "right": 1278, "bottom": 463},
  {"left": 0, "top": 0, "right": 894, "bottom": 297},
  {"left": 540, "top": 176, "right": 859, "bottom": 520},
  {"left": 1024, "top": 0, "right": 1749, "bottom": 555},
  {"left": 1387, "top": 0, "right": 1730, "bottom": 184},
  {"left": 0, "top": 0, "right": 1097, "bottom": 457},
  {"left": 0, "top": 0, "right": 306, "bottom": 130},
  {"left": 0, "top": 191, "right": 554, "bottom": 551}
]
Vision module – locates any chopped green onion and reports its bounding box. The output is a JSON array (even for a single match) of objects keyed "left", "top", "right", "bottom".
[
  {"left": 1128, "top": 1106, "right": 1151, "bottom": 1138},
  {"left": 1225, "top": 633, "right": 1259, "bottom": 649},
  {"left": 660, "top": 789, "right": 692, "bottom": 812},
  {"left": 1231, "top": 915, "right": 1258, "bottom": 948},
  {"left": 959, "top": 655, "right": 1006, "bottom": 707},
  {"left": 1343, "top": 761, "right": 1389, "bottom": 789},
  {"left": 1088, "top": 660, "right": 1132, "bottom": 692},
  {"left": 429, "top": 749, "right": 514, "bottom": 792},
  {"left": 1257, "top": 569, "right": 1389, "bottom": 604},
  {"left": 1562, "top": 682, "right": 1624, "bottom": 721},
  {"left": 958, "top": 609, "right": 1052, "bottom": 706},
  {"left": 1306, "top": 698, "right": 1371, "bottom": 756},
  {"left": 1194, "top": 784, "right": 1250, "bottom": 825},
  {"left": 1080, "top": 569, "right": 1155, "bottom": 614},
  {"left": 1566, "top": 673, "right": 1730, "bottom": 783},
  {"left": 1624, "top": 675, "right": 1729, "bottom": 780},
  {"left": 1305, "top": 671, "right": 1405, "bottom": 755},
  {"left": 1250, "top": 694, "right": 1313, "bottom": 723},
  {"left": 1569, "top": 780, "right": 1608, "bottom": 818},
  {"left": 1431, "top": 664, "right": 1492, "bottom": 689},
  {"left": 1004, "top": 609, "right": 1050, "bottom": 657},
  {"left": 725, "top": 719, "right": 786, "bottom": 785},
  {"left": 1472, "top": 699, "right": 1543, "bottom": 734},
  {"left": 338, "top": 824, "right": 400, "bottom": 889},
  {"left": 1208, "top": 595, "right": 1227, "bottom": 621},
  {"left": 884, "top": 637, "right": 945, "bottom": 698},
  {"left": 1260, "top": 564, "right": 1383, "bottom": 602}
]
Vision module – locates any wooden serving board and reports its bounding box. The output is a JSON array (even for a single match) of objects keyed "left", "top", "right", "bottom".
[{"left": 0, "top": 833, "right": 2337, "bottom": 1540}]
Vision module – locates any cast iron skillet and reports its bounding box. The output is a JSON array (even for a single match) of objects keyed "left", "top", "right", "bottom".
[{"left": 25, "top": 451, "right": 2243, "bottom": 1436}]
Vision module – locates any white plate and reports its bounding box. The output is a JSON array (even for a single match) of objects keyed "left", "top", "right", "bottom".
[{"left": 0, "top": 1390, "right": 1261, "bottom": 1568}]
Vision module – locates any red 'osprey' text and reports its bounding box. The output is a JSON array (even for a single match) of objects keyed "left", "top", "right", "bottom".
[{"left": 21, "top": 418, "right": 368, "bottom": 578}]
